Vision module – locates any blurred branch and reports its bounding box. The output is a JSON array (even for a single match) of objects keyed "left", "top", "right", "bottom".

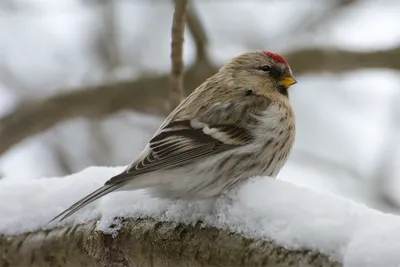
[
  {"left": 293, "top": 0, "right": 359, "bottom": 35},
  {"left": 171, "top": 0, "right": 209, "bottom": 64},
  {"left": 0, "top": 0, "right": 22, "bottom": 13},
  {"left": 49, "top": 131, "right": 75, "bottom": 175},
  {"left": 372, "top": 91, "right": 400, "bottom": 210},
  {"left": 1, "top": 46, "right": 400, "bottom": 157},
  {"left": 0, "top": 63, "right": 214, "bottom": 157},
  {"left": 169, "top": 0, "right": 188, "bottom": 110},
  {"left": 185, "top": 1, "right": 209, "bottom": 64},
  {"left": 286, "top": 46, "right": 400, "bottom": 74},
  {"left": 95, "top": 0, "right": 120, "bottom": 78},
  {"left": 88, "top": 119, "right": 113, "bottom": 166}
]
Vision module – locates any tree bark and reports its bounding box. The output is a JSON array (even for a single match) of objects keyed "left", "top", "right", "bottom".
[{"left": 0, "top": 218, "right": 341, "bottom": 267}]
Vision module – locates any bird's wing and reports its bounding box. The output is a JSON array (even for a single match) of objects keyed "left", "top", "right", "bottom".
[
  {"left": 49, "top": 94, "right": 271, "bottom": 222},
  {"left": 105, "top": 119, "right": 254, "bottom": 185},
  {"left": 50, "top": 119, "right": 254, "bottom": 222}
]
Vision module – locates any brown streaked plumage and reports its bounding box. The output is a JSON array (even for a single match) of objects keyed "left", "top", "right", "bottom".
[{"left": 50, "top": 50, "right": 297, "bottom": 223}]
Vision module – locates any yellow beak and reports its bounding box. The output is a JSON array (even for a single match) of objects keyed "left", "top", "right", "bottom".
[{"left": 280, "top": 76, "right": 297, "bottom": 89}]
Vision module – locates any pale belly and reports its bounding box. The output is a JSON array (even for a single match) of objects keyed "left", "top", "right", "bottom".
[{"left": 131, "top": 131, "right": 294, "bottom": 200}]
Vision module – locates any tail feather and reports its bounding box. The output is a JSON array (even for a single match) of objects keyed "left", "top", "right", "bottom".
[{"left": 49, "top": 184, "right": 123, "bottom": 223}]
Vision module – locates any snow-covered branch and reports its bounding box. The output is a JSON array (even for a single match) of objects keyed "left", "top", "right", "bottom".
[
  {"left": 0, "top": 218, "right": 338, "bottom": 267},
  {"left": 1, "top": 167, "right": 400, "bottom": 266}
]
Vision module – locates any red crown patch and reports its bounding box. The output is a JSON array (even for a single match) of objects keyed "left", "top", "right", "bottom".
[{"left": 263, "top": 51, "right": 286, "bottom": 64}]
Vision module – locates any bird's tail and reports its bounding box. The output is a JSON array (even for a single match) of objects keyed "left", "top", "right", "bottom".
[{"left": 49, "top": 183, "right": 123, "bottom": 223}]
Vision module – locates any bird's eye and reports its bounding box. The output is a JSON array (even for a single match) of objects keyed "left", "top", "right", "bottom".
[
  {"left": 269, "top": 67, "right": 281, "bottom": 77},
  {"left": 245, "top": 89, "right": 254, "bottom": 96},
  {"left": 258, "top": 66, "right": 271, "bottom": 72},
  {"left": 258, "top": 65, "right": 282, "bottom": 77}
]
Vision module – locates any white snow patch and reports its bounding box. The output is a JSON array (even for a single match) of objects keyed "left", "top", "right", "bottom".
[{"left": 1, "top": 166, "right": 400, "bottom": 267}]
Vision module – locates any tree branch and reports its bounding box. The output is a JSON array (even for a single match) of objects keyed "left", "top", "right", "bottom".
[
  {"left": 0, "top": 64, "right": 215, "bottom": 157},
  {"left": 0, "top": 218, "right": 340, "bottom": 267},
  {"left": 169, "top": 0, "right": 188, "bottom": 110},
  {"left": 286, "top": 47, "right": 400, "bottom": 74},
  {"left": 1, "top": 46, "right": 400, "bottom": 157},
  {"left": 185, "top": 1, "right": 209, "bottom": 63}
]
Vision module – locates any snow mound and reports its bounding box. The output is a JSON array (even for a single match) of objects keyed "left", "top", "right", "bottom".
[{"left": 1, "top": 166, "right": 400, "bottom": 267}]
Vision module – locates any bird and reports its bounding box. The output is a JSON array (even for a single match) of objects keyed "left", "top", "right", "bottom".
[{"left": 50, "top": 50, "right": 297, "bottom": 222}]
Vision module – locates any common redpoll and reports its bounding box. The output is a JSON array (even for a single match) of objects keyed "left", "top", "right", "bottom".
[{"left": 51, "top": 50, "right": 297, "bottom": 222}]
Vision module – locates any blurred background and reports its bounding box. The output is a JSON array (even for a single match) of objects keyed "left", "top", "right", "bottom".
[{"left": 1, "top": 0, "right": 400, "bottom": 214}]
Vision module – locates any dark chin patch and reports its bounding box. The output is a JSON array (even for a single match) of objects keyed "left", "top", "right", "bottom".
[{"left": 277, "top": 85, "right": 289, "bottom": 97}]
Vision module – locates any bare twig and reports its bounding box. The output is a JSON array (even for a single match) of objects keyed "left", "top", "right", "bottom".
[
  {"left": 169, "top": 0, "right": 188, "bottom": 110},
  {"left": 1, "top": 46, "right": 400, "bottom": 157},
  {"left": 185, "top": 1, "right": 209, "bottom": 63},
  {"left": 170, "top": 0, "right": 209, "bottom": 64}
]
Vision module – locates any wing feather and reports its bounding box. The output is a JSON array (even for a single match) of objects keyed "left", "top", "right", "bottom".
[
  {"left": 49, "top": 184, "right": 122, "bottom": 222},
  {"left": 105, "top": 120, "right": 254, "bottom": 185}
]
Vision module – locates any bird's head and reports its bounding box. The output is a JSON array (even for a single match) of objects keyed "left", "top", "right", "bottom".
[{"left": 221, "top": 50, "right": 297, "bottom": 98}]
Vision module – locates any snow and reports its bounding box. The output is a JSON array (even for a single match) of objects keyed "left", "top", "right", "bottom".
[{"left": 2, "top": 166, "right": 400, "bottom": 266}]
